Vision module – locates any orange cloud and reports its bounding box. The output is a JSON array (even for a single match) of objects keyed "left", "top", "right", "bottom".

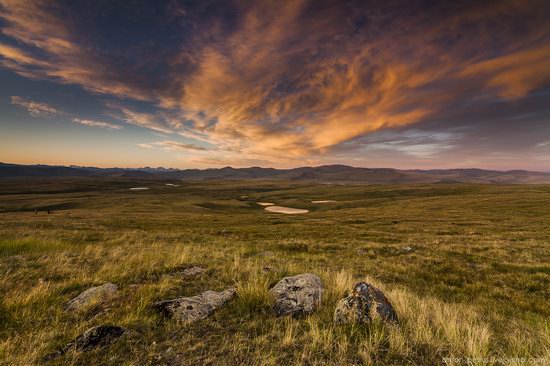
[
  {"left": 461, "top": 45, "right": 550, "bottom": 99},
  {"left": 118, "top": 108, "right": 174, "bottom": 134}
]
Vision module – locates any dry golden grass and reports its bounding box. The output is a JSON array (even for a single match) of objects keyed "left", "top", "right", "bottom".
[{"left": 0, "top": 179, "right": 548, "bottom": 365}]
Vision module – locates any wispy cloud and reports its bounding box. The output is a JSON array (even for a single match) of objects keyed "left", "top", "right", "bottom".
[
  {"left": 138, "top": 140, "right": 207, "bottom": 152},
  {"left": 460, "top": 45, "right": 550, "bottom": 99},
  {"left": 10, "top": 96, "right": 62, "bottom": 117},
  {"left": 118, "top": 108, "right": 174, "bottom": 134},
  {"left": 10, "top": 96, "right": 123, "bottom": 131},
  {"left": 344, "top": 130, "right": 461, "bottom": 158},
  {"left": 72, "top": 118, "right": 122, "bottom": 130}
]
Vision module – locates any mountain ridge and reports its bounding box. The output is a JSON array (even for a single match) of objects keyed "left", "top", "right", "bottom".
[{"left": 1, "top": 162, "right": 549, "bottom": 184}]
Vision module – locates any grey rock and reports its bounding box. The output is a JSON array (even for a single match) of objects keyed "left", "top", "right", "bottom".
[
  {"left": 181, "top": 266, "right": 206, "bottom": 277},
  {"left": 334, "top": 282, "right": 398, "bottom": 324},
  {"left": 45, "top": 325, "right": 127, "bottom": 360},
  {"left": 154, "top": 288, "right": 236, "bottom": 323},
  {"left": 65, "top": 283, "right": 118, "bottom": 312},
  {"left": 269, "top": 273, "right": 323, "bottom": 316},
  {"left": 357, "top": 248, "right": 376, "bottom": 258}
]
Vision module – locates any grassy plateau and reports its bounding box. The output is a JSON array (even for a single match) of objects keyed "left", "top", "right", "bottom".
[{"left": 0, "top": 178, "right": 549, "bottom": 365}]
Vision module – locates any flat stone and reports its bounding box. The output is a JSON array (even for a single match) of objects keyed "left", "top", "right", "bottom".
[
  {"left": 154, "top": 288, "right": 236, "bottom": 323},
  {"left": 45, "top": 325, "right": 127, "bottom": 360},
  {"left": 65, "top": 283, "right": 118, "bottom": 312}
]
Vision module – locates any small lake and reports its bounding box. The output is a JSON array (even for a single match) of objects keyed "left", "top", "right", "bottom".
[{"left": 265, "top": 206, "right": 309, "bottom": 214}]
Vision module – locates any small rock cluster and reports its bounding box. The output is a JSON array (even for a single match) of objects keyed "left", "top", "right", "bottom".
[
  {"left": 268, "top": 275, "right": 397, "bottom": 324},
  {"left": 50, "top": 271, "right": 397, "bottom": 359}
]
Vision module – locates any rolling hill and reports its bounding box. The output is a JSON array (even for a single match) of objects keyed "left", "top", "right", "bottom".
[{"left": 1, "top": 162, "right": 549, "bottom": 184}]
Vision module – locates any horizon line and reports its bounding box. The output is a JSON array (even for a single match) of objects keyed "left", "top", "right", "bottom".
[{"left": 1, "top": 161, "right": 549, "bottom": 174}]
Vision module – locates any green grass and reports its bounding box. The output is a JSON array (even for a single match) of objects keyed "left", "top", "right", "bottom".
[{"left": 0, "top": 178, "right": 548, "bottom": 365}]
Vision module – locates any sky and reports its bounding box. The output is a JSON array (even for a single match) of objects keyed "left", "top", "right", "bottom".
[{"left": 0, "top": 0, "right": 549, "bottom": 171}]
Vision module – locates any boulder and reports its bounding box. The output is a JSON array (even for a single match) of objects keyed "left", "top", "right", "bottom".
[
  {"left": 45, "top": 325, "right": 127, "bottom": 360},
  {"left": 154, "top": 288, "right": 235, "bottom": 323},
  {"left": 334, "top": 282, "right": 398, "bottom": 324},
  {"left": 65, "top": 283, "right": 118, "bottom": 312},
  {"left": 269, "top": 273, "right": 323, "bottom": 316}
]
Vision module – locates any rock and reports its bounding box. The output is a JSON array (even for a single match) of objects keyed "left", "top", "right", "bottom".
[
  {"left": 401, "top": 246, "right": 414, "bottom": 253},
  {"left": 154, "top": 288, "right": 236, "bottom": 323},
  {"left": 269, "top": 273, "right": 323, "bottom": 316},
  {"left": 334, "top": 282, "right": 398, "bottom": 324},
  {"left": 45, "top": 325, "right": 127, "bottom": 360},
  {"left": 181, "top": 266, "right": 206, "bottom": 277},
  {"left": 65, "top": 283, "right": 118, "bottom": 312},
  {"left": 357, "top": 248, "right": 376, "bottom": 258}
]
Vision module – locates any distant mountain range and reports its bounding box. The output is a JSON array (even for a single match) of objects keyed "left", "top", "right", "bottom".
[{"left": 1, "top": 162, "right": 550, "bottom": 184}]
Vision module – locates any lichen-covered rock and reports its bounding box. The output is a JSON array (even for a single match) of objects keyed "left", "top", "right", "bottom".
[
  {"left": 269, "top": 273, "right": 323, "bottom": 316},
  {"left": 65, "top": 283, "right": 118, "bottom": 312},
  {"left": 334, "top": 282, "right": 398, "bottom": 324},
  {"left": 154, "top": 288, "right": 235, "bottom": 323},
  {"left": 45, "top": 325, "right": 127, "bottom": 360}
]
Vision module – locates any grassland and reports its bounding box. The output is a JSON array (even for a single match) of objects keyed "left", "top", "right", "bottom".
[{"left": 0, "top": 178, "right": 549, "bottom": 365}]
